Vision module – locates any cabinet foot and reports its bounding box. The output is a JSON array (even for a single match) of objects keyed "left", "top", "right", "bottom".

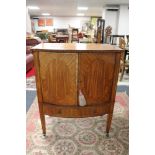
[{"left": 106, "top": 133, "right": 109, "bottom": 137}]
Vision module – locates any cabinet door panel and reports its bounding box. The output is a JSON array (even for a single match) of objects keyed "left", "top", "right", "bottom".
[
  {"left": 79, "top": 53, "right": 115, "bottom": 105},
  {"left": 39, "top": 52, "right": 77, "bottom": 105}
]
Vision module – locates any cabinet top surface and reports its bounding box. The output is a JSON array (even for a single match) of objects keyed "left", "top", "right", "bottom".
[{"left": 32, "top": 43, "right": 122, "bottom": 53}]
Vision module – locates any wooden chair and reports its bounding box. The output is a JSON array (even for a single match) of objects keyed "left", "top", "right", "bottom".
[
  {"left": 48, "top": 34, "right": 57, "bottom": 43},
  {"left": 110, "top": 35, "right": 125, "bottom": 45},
  {"left": 119, "top": 38, "right": 129, "bottom": 81}
]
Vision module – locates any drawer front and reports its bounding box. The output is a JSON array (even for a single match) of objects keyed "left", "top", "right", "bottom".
[
  {"left": 39, "top": 52, "right": 78, "bottom": 105},
  {"left": 79, "top": 53, "right": 116, "bottom": 105},
  {"left": 43, "top": 103, "right": 110, "bottom": 118}
]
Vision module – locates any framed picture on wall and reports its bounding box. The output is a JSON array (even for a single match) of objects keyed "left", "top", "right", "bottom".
[
  {"left": 38, "top": 18, "right": 45, "bottom": 26},
  {"left": 46, "top": 18, "right": 53, "bottom": 26}
]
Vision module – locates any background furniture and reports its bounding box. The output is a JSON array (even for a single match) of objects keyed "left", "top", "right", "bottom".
[
  {"left": 55, "top": 29, "right": 69, "bottom": 42},
  {"left": 26, "top": 37, "right": 41, "bottom": 72},
  {"left": 57, "top": 28, "right": 69, "bottom": 35},
  {"left": 56, "top": 35, "right": 69, "bottom": 43},
  {"left": 35, "top": 31, "right": 48, "bottom": 42},
  {"left": 71, "top": 28, "right": 79, "bottom": 42},
  {"left": 48, "top": 33, "right": 57, "bottom": 43},
  {"left": 96, "top": 18, "right": 105, "bottom": 43},
  {"left": 119, "top": 38, "right": 129, "bottom": 80},
  {"left": 110, "top": 35, "right": 125, "bottom": 45},
  {"left": 105, "top": 26, "right": 112, "bottom": 44},
  {"left": 126, "top": 35, "right": 129, "bottom": 46},
  {"left": 26, "top": 46, "right": 34, "bottom": 72},
  {"left": 32, "top": 43, "right": 122, "bottom": 136}
]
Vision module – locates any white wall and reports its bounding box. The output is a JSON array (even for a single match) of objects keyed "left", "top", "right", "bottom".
[
  {"left": 104, "top": 5, "right": 129, "bottom": 35},
  {"left": 32, "top": 16, "right": 90, "bottom": 32},
  {"left": 118, "top": 5, "right": 129, "bottom": 35},
  {"left": 105, "top": 10, "right": 119, "bottom": 34},
  {"left": 26, "top": 7, "right": 32, "bottom": 33}
]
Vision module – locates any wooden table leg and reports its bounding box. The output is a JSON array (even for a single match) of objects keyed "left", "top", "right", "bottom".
[
  {"left": 38, "top": 102, "right": 46, "bottom": 136},
  {"left": 106, "top": 113, "right": 113, "bottom": 137},
  {"left": 39, "top": 113, "right": 46, "bottom": 136}
]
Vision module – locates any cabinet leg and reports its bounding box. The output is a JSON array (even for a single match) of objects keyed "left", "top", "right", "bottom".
[
  {"left": 40, "top": 114, "right": 46, "bottom": 136},
  {"left": 106, "top": 113, "right": 113, "bottom": 136}
]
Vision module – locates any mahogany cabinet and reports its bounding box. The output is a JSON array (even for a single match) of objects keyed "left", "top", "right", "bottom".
[{"left": 32, "top": 43, "right": 122, "bottom": 136}]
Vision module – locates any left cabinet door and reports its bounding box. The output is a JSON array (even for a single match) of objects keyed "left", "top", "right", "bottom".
[{"left": 39, "top": 52, "right": 78, "bottom": 106}]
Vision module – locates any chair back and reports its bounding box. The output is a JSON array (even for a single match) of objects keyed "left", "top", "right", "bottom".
[
  {"left": 119, "top": 38, "right": 126, "bottom": 62},
  {"left": 110, "top": 35, "right": 125, "bottom": 45},
  {"left": 119, "top": 38, "right": 126, "bottom": 49}
]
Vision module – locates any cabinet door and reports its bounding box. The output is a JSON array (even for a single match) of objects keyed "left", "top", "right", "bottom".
[
  {"left": 39, "top": 52, "right": 78, "bottom": 105},
  {"left": 79, "top": 53, "right": 115, "bottom": 105}
]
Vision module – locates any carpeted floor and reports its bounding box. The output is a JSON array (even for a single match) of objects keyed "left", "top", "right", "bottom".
[
  {"left": 26, "top": 90, "right": 36, "bottom": 112},
  {"left": 117, "top": 85, "right": 129, "bottom": 96},
  {"left": 27, "top": 92, "right": 129, "bottom": 155}
]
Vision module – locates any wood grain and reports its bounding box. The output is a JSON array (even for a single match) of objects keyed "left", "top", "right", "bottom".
[
  {"left": 43, "top": 103, "right": 110, "bottom": 118},
  {"left": 79, "top": 53, "right": 115, "bottom": 105},
  {"left": 39, "top": 52, "right": 78, "bottom": 105}
]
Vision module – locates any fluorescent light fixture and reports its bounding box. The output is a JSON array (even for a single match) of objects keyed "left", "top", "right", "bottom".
[
  {"left": 77, "top": 13, "right": 85, "bottom": 16},
  {"left": 42, "top": 13, "right": 50, "bottom": 16},
  {"left": 28, "top": 6, "right": 40, "bottom": 10},
  {"left": 77, "top": 7, "right": 88, "bottom": 10}
]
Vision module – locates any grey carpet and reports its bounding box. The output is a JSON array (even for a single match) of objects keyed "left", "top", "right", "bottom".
[
  {"left": 117, "top": 85, "right": 129, "bottom": 96},
  {"left": 26, "top": 90, "right": 36, "bottom": 112}
]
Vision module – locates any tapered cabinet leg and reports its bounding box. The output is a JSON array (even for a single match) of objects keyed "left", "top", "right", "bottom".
[
  {"left": 106, "top": 113, "right": 113, "bottom": 136},
  {"left": 39, "top": 112, "right": 46, "bottom": 136},
  {"left": 38, "top": 101, "right": 46, "bottom": 136}
]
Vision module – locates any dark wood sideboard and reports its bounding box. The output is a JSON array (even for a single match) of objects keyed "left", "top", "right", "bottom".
[{"left": 32, "top": 43, "right": 123, "bottom": 136}]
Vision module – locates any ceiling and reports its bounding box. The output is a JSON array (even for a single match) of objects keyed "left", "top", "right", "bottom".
[{"left": 27, "top": 0, "right": 129, "bottom": 17}]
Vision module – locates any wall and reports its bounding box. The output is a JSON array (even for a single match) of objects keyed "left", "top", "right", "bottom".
[
  {"left": 32, "top": 16, "right": 90, "bottom": 32},
  {"left": 104, "top": 5, "right": 129, "bottom": 35},
  {"left": 117, "top": 5, "right": 129, "bottom": 35},
  {"left": 26, "top": 7, "right": 32, "bottom": 33},
  {"left": 105, "top": 10, "right": 119, "bottom": 34}
]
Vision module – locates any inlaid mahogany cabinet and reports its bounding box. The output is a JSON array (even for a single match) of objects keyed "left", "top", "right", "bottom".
[{"left": 32, "top": 43, "right": 122, "bottom": 136}]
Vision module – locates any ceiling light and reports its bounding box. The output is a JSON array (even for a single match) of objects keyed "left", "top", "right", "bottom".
[
  {"left": 42, "top": 13, "right": 50, "bottom": 16},
  {"left": 77, "top": 13, "right": 84, "bottom": 16},
  {"left": 27, "top": 6, "right": 40, "bottom": 10},
  {"left": 77, "top": 7, "right": 88, "bottom": 11}
]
